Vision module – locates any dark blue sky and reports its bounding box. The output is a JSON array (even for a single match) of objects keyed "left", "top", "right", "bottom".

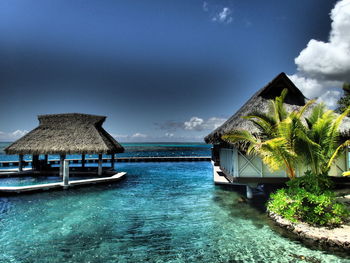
[{"left": 0, "top": 0, "right": 338, "bottom": 142}]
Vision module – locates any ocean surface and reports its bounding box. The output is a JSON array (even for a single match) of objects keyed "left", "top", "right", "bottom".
[
  {"left": 0, "top": 143, "right": 349, "bottom": 262},
  {"left": 0, "top": 142, "right": 211, "bottom": 162}
]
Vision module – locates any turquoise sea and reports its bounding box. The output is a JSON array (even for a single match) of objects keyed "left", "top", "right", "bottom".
[
  {"left": 0, "top": 142, "right": 211, "bottom": 162},
  {"left": 0, "top": 143, "right": 349, "bottom": 262}
]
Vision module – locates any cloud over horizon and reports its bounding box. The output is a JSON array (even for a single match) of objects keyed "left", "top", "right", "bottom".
[
  {"left": 156, "top": 116, "right": 226, "bottom": 132},
  {"left": 112, "top": 132, "right": 205, "bottom": 143},
  {"left": 184, "top": 117, "right": 226, "bottom": 131},
  {"left": 0, "top": 130, "right": 28, "bottom": 141},
  {"left": 289, "top": 0, "right": 350, "bottom": 108}
]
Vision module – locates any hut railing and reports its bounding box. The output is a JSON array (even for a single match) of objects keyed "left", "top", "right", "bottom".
[
  {"left": 347, "top": 147, "right": 349, "bottom": 171},
  {"left": 219, "top": 148, "right": 262, "bottom": 178},
  {"left": 219, "top": 148, "right": 238, "bottom": 177}
]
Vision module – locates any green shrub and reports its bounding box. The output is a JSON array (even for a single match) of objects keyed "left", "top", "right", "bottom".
[
  {"left": 268, "top": 188, "right": 348, "bottom": 226},
  {"left": 286, "top": 170, "right": 333, "bottom": 194},
  {"left": 267, "top": 171, "right": 349, "bottom": 227}
]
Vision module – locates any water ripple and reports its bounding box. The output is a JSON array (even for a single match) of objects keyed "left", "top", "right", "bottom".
[{"left": 0, "top": 162, "right": 349, "bottom": 262}]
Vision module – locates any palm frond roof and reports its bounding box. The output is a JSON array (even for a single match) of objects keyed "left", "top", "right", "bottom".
[
  {"left": 5, "top": 113, "right": 124, "bottom": 155},
  {"left": 205, "top": 73, "right": 350, "bottom": 144}
]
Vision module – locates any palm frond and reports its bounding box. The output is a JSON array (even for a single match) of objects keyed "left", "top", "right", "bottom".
[
  {"left": 222, "top": 130, "right": 257, "bottom": 144},
  {"left": 326, "top": 140, "right": 350, "bottom": 170},
  {"left": 327, "top": 106, "right": 350, "bottom": 148},
  {"left": 306, "top": 103, "right": 326, "bottom": 127},
  {"left": 295, "top": 99, "right": 316, "bottom": 119}
]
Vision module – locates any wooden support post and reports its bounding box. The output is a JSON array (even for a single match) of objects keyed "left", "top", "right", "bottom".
[
  {"left": 111, "top": 154, "right": 115, "bottom": 170},
  {"left": 63, "top": 159, "right": 69, "bottom": 188},
  {"left": 246, "top": 185, "right": 253, "bottom": 199},
  {"left": 59, "top": 154, "right": 66, "bottom": 177},
  {"left": 82, "top": 154, "right": 85, "bottom": 168},
  {"left": 44, "top": 154, "right": 48, "bottom": 163},
  {"left": 98, "top": 154, "right": 103, "bottom": 176},
  {"left": 18, "top": 154, "right": 24, "bottom": 172},
  {"left": 32, "top": 155, "right": 39, "bottom": 171}
]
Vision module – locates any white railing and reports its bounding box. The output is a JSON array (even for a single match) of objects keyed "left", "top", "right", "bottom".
[
  {"left": 347, "top": 147, "right": 350, "bottom": 170},
  {"left": 219, "top": 148, "right": 235, "bottom": 176}
]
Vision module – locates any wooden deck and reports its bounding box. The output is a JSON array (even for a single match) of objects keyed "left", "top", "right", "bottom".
[
  {"left": 212, "top": 162, "right": 231, "bottom": 185},
  {"left": 0, "top": 172, "right": 126, "bottom": 194}
]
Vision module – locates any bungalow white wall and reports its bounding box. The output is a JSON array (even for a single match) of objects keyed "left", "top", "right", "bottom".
[
  {"left": 219, "top": 148, "right": 349, "bottom": 179},
  {"left": 329, "top": 150, "right": 349, "bottom": 177}
]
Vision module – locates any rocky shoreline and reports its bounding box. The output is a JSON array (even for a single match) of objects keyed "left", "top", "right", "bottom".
[{"left": 268, "top": 211, "right": 350, "bottom": 251}]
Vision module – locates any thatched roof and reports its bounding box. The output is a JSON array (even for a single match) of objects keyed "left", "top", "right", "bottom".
[
  {"left": 205, "top": 72, "right": 350, "bottom": 145},
  {"left": 5, "top": 113, "right": 124, "bottom": 155}
]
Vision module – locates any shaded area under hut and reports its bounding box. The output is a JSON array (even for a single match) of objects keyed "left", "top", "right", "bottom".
[{"left": 4, "top": 113, "right": 124, "bottom": 176}]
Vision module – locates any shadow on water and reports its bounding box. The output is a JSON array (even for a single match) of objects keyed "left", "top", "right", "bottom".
[
  {"left": 13, "top": 224, "right": 120, "bottom": 262},
  {"left": 33, "top": 220, "right": 172, "bottom": 262},
  {"left": 214, "top": 183, "right": 287, "bottom": 212},
  {"left": 212, "top": 184, "right": 269, "bottom": 229}
]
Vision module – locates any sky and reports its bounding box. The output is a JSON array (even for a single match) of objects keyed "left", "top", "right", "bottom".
[{"left": 0, "top": 0, "right": 349, "bottom": 142}]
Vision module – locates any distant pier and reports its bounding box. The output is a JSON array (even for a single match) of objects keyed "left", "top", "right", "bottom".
[{"left": 0, "top": 156, "right": 211, "bottom": 169}]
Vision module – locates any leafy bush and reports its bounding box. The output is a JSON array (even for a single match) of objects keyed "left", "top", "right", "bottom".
[
  {"left": 286, "top": 170, "right": 333, "bottom": 194},
  {"left": 268, "top": 171, "right": 349, "bottom": 227}
]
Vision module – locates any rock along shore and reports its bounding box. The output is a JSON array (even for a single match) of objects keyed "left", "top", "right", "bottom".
[{"left": 268, "top": 212, "right": 350, "bottom": 252}]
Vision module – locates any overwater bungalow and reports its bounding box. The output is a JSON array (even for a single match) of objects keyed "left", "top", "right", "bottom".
[
  {"left": 4, "top": 113, "right": 124, "bottom": 177},
  {"left": 205, "top": 73, "right": 350, "bottom": 197}
]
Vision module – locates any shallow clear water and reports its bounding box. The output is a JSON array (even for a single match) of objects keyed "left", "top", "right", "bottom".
[
  {"left": 0, "top": 175, "right": 98, "bottom": 186},
  {"left": 0, "top": 162, "right": 349, "bottom": 263}
]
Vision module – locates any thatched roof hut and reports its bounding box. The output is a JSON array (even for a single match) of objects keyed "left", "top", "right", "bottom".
[
  {"left": 5, "top": 113, "right": 124, "bottom": 155},
  {"left": 205, "top": 72, "right": 350, "bottom": 146}
]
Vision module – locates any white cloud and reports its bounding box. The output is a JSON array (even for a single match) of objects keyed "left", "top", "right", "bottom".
[
  {"left": 206, "top": 117, "right": 227, "bottom": 130},
  {"left": 289, "top": 0, "right": 350, "bottom": 108},
  {"left": 318, "top": 90, "right": 342, "bottom": 108},
  {"left": 203, "top": 2, "right": 233, "bottom": 24},
  {"left": 184, "top": 117, "right": 204, "bottom": 130},
  {"left": 12, "top": 130, "right": 28, "bottom": 137},
  {"left": 0, "top": 130, "right": 28, "bottom": 141},
  {"left": 288, "top": 74, "right": 321, "bottom": 99},
  {"left": 111, "top": 134, "right": 128, "bottom": 138},
  {"left": 165, "top": 132, "right": 174, "bottom": 137},
  {"left": 131, "top": 133, "right": 147, "bottom": 138},
  {"left": 212, "top": 7, "right": 233, "bottom": 24},
  {"left": 184, "top": 117, "right": 226, "bottom": 131},
  {"left": 112, "top": 132, "right": 205, "bottom": 142},
  {"left": 111, "top": 132, "right": 148, "bottom": 142},
  {"left": 295, "top": 1, "right": 350, "bottom": 80}
]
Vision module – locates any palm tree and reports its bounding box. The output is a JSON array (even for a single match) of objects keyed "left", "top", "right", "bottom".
[
  {"left": 223, "top": 88, "right": 350, "bottom": 180},
  {"left": 296, "top": 104, "right": 350, "bottom": 176},
  {"left": 222, "top": 89, "right": 314, "bottom": 179}
]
